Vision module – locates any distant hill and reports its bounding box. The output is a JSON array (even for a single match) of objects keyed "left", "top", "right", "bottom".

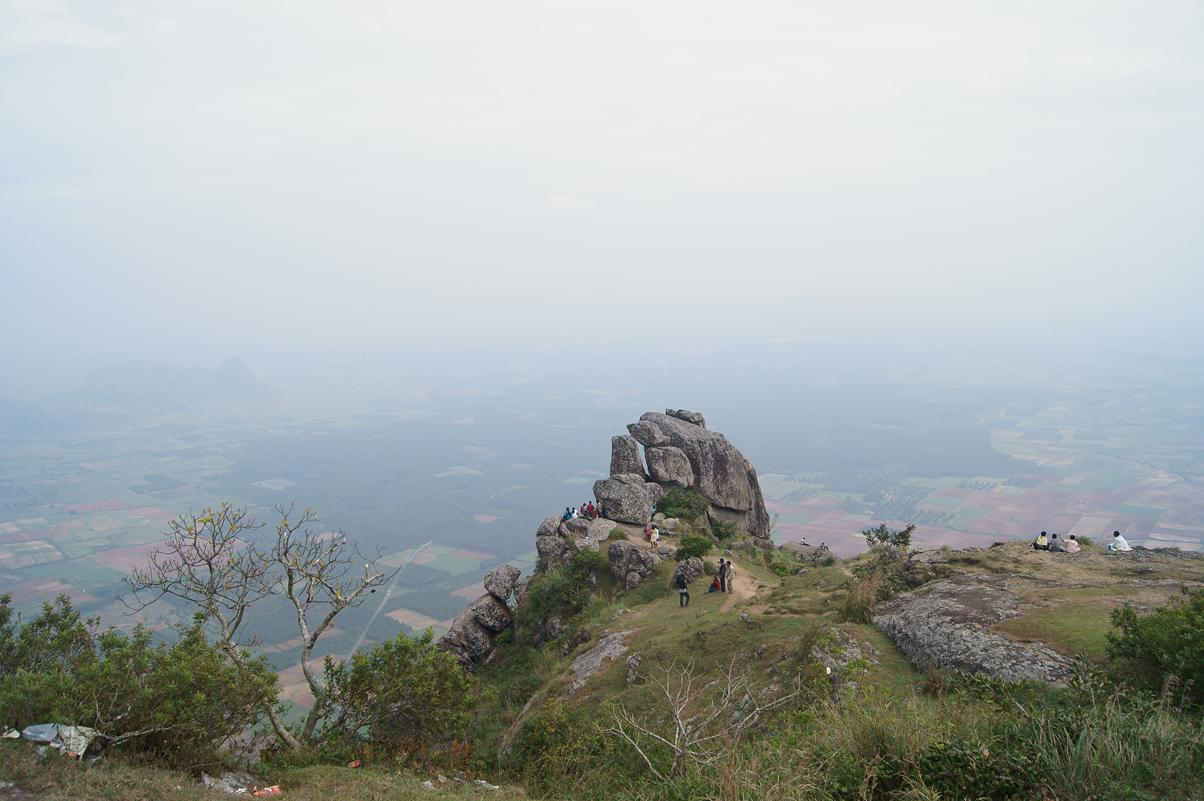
[{"left": 40, "top": 357, "right": 270, "bottom": 416}]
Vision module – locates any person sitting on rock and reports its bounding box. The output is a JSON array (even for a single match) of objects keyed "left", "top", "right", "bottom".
[
  {"left": 675, "top": 571, "right": 690, "bottom": 607},
  {"left": 1065, "top": 534, "right": 1081, "bottom": 553},
  {"left": 585, "top": 502, "right": 596, "bottom": 519},
  {"left": 1108, "top": 530, "right": 1132, "bottom": 552},
  {"left": 708, "top": 576, "right": 721, "bottom": 593},
  {"left": 1049, "top": 533, "right": 1066, "bottom": 552},
  {"left": 562, "top": 507, "right": 573, "bottom": 522},
  {"left": 1033, "top": 531, "right": 1049, "bottom": 551}
]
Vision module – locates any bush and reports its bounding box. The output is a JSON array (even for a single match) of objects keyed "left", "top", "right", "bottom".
[
  {"left": 862, "top": 523, "right": 915, "bottom": 551},
  {"left": 323, "top": 629, "right": 478, "bottom": 755},
  {"left": 1106, "top": 586, "right": 1204, "bottom": 709},
  {"left": 1076, "top": 535, "right": 1095, "bottom": 548},
  {"left": 606, "top": 527, "right": 625, "bottom": 542},
  {"left": 0, "top": 595, "right": 275, "bottom": 767},
  {"left": 675, "top": 535, "right": 712, "bottom": 560},
  {"left": 656, "top": 487, "right": 709, "bottom": 522},
  {"left": 515, "top": 569, "right": 590, "bottom": 644},
  {"left": 710, "top": 519, "right": 738, "bottom": 543}
]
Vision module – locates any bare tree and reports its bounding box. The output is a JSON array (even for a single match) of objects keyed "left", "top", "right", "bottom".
[
  {"left": 606, "top": 658, "right": 801, "bottom": 781},
  {"left": 125, "top": 502, "right": 396, "bottom": 750}
]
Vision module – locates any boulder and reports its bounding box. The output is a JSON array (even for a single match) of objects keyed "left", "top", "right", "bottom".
[
  {"left": 627, "top": 412, "right": 770, "bottom": 540},
  {"left": 608, "top": 540, "right": 662, "bottom": 588},
  {"left": 439, "top": 614, "right": 496, "bottom": 669},
  {"left": 646, "top": 446, "right": 695, "bottom": 488},
  {"left": 660, "top": 516, "right": 681, "bottom": 532},
  {"left": 566, "top": 517, "right": 619, "bottom": 555},
  {"left": 594, "top": 473, "right": 665, "bottom": 525},
  {"left": 537, "top": 516, "right": 562, "bottom": 539},
  {"left": 872, "top": 575, "right": 1073, "bottom": 683},
  {"left": 570, "top": 630, "right": 633, "bottom": 693},
  {"left": 666, "top": 408, "right": 706, "bottom": 428},
  {"left": 484, "top": 565, "right": 521, "bottom": 602},
  {"left": 513, "top": 576, "right": 532, "bottom": 608},
  {"left": 671, "top": 556, "right": 705, "bottom": 584},
  {"left": 537, "top": 535, "right": 569, "bottom": 569},
  {"left": 468, "top": 594, "right": 512, "bottom": 633},
  {"left": 610, "top": 435, "right": 647, "bottom": 477}
]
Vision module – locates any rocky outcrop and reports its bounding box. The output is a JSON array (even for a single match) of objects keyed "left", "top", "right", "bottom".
[
  {"left": 671, "top": 556, "right": 705, "bottom": 584},
  {"left": 646, "top": 446, "right": 695, "bottom": 488},
  {"left": 610, "top": 435, "right": 647, "bottom": 478},
  {"left": 484, "top": 564, "right": 521, "bottom": 601},
  {"left": 594, "top": 473, "right": 665, "bottom": 525},
  {"left": 537, "top": 516, "right": 562, "bottom": 539},
  {"left": 537, "top": 535, "right": 569, "bottom": 569},
  {"left": 570, "top": 630, "right": 633, "bottom": 693},
  {"left": 439, "top": 565, "right": 524, "bottom": 669},
  {"left": 666, "top": 408, "right": 706, "bottom": 427},
  {"left": 608, "top": 540, "right": 663, "bottom": 589},
  {"left": 562, "top": 516, "right": 617, "bottom": 556},
  {"left": 872, "top": 575, "right": 1073, "bottom": 683},
  {"left": 625, "top": 411, "right": 771, "bottom": 541}
]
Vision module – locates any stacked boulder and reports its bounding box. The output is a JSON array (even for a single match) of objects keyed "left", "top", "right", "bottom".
[
  {"left": 535, "top": 514, "right": 619, "bottom": 571},
  {"left": 594, "top": 409, "right": 772, "bottom": 543},
  {"left": 438, "top": 564, "right": 521, "bottom": 669}
]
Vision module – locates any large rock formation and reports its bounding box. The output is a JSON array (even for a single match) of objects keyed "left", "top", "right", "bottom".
[
  {"left": 872, "top": 574, "right": 1073, "bottom": 683},
  {"left": 439, "top": 564, "right": 523, "bottom": 669},
  {"left": 610, "top": 435, "right": 647, "bottom": 477},
  {"left": 625, "top": 410, "right": 771, "bottom": 541},
  {"left": 593, "top": 473, "right": 665, "bottom": 525}
]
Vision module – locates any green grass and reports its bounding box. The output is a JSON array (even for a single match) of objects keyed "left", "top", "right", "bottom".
[{"left": 0, "top": 744, "right": 526, "bottom": 801}]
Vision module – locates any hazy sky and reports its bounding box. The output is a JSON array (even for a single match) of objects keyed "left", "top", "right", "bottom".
[{"left": 2, "top": 1, "right": 1202, "bottom": 371}]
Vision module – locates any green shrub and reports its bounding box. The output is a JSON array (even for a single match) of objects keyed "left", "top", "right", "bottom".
[
  {"left": 514, "top": 569, "right": 590, "bottom": 644},
  {"left": 675, "top": 535, "right": 712, "bottom": 560},
  {"left": 323, "top": 628, "right": 478, "bottom": 754},
  {"left": 0, "top": 595, "right": 275, "bottom": 767},
  {"left": 1106, "top": 586, "right": 1204, "bottom": 709},
  {"left": 569, "top": 548, "right": 610, "bottom": 581},
  {"left": 710, "top": 519, "right": 738, "bottom": 543},
  {"left": 606, "top": 527, "right": 626, "bottom": 542},
  {"left": 862, "top": 522, "right": 915, "bottom": 550},
  {"left": 1076, "top": 535, "right": 1095, "bottom": 548},
  {"left": 656, "top": 487, "right": 709, "bottom": 522}
]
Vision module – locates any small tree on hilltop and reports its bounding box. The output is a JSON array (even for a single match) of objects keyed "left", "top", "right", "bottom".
[
  {"left": 125, "top": 502, "right": 397, "bottom": 750},
  {"left": 862, "top": 522, "right": 915, "bottom": 551}
]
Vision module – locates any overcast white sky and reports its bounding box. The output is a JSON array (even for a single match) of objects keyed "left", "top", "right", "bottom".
[{"left": 2, "top": 1, "right": 1202, "bottom": 371}]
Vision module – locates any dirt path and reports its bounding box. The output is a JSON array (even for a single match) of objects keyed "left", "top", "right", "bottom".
[{"left": 720, "top": 558, "right": 763, "bottom": 612}]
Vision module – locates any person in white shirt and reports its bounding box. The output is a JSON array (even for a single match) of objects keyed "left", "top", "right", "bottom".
[
  {"left": 649, "top": 526, "right": 660, "bottom": 548},
  {"left": 1108, "top": 530, "right": 1132, "bottom": 552},
  {"left": 1064, "top": 535, "right": 1081, "bottom": 554}
]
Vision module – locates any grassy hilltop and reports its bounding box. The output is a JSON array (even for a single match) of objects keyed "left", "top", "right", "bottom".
[{"left": 3, "top": 530, "right": 1203, "bottom": 801}]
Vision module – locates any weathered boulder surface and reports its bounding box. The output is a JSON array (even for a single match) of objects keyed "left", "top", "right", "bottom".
[
  {"left": 594, "top": 473, "right": 665, "bottom": 525},
  {"left": 671, "top": 556, "right": 705, "bottom": 584},
  {"left": 610, "top": 435, "right": 647, "bottom": 478},
  {"left": 537, "top": 516, "right": 562, "bottom": 539},
  {"left": 484, "top": 564, "right": 521, "bottom": 601},
  {"left": 467, "top": 594, "right": 512, "bottom": 633},
  {"left": 608, "top": 540, "right": 662, "bottom": 589},
  {"left": 439, "top": 565, "right": 523, "bottom": 668},
  {"left": 570, "top": 630, "right": 633, "bottom": 693},
  {"left": 563, "top": 517, "right": 618, "bottom": 555},
  {"left": 872, "top": 575, "right": 1073, "bottom": 683},
  {"left": 646, "top": 446, "right": 695, "bottom": 488},
  {"left": 666, "top": 408, "right": 706, "bottom": 428},
  {"left": 537, "top": 535, "right": 569, "bottom": 569},
  {"left": 627, "top": 411, "right": 770, "bottom": 540}
]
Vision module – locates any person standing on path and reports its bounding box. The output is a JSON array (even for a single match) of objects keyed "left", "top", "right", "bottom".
[
  {"left": 725, "top": 560, "right": 735, "bottom": 593},
  {"left": 675, "top": 571, "right": 690, "bottom": 607},
  {"left": 717, "top": 558, "right": 728, "bottom": 592}
]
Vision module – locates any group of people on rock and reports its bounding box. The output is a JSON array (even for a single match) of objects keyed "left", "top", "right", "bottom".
[
  {"left": 1032, "top": 529, "right": 1132, "bottom": 553},
  {"left": 561, "top": 501, "right": 601, "bottom": 522}
]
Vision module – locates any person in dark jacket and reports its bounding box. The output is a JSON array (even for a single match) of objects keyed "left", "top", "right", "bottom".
[
  {"left": 718, "top": 558, "right": 727, "bottom": 592},
  {"left": 675, "top": 571, "right": 690, "bottom": 607}
]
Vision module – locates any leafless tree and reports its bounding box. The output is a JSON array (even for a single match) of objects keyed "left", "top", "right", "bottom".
[
  {"left": 606, "top": 658, "right": 801, "bottom": 781},
  {"left": 125, "top": 502, "right": 396, "bottom": 750}
]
